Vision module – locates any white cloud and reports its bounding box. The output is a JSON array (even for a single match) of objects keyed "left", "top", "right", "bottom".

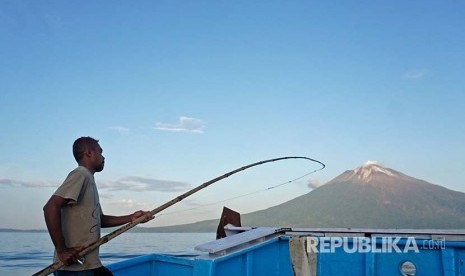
[
  {"left": 307, "top": 178, "right": 323, "bottom": 189},
  {"left": 99, "top": 176, "right": 191, "bottom": 192},
  {"left": 364, "top": 160, "right": 378, "bottom": 166},
  {"left": 154, "top": 116, "right": 205, "bottom": 134},
  {"left": 403, "top": 69, "right": 432, "bottom": 80},
  {"left": 106, "top": 199, "right": 152, "bottom": 210}
]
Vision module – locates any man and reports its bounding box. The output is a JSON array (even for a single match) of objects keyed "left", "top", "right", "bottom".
[{"left": 43, "top": 137, "right": 153, "bottom": 275}]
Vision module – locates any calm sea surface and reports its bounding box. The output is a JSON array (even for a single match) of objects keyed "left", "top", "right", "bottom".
[{"left": 0, "top": 232, "right": 215, "bottom": 276}]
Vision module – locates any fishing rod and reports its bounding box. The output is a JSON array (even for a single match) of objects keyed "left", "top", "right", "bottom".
[{"left": 33, "top": 156, "right": 325, "bottom": 276}]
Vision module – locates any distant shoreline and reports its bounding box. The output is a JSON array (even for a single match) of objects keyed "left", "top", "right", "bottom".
[
  {"left": 0, "top": 228, "right": 47, "bottom": 233},
  {"left": 0, "top": 227, "right": 215, "bottom": 233}
]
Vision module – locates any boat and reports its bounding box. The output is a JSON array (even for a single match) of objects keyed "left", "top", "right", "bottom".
[{"left": 107, "top": 226, "right": 465, "bottom": 276}]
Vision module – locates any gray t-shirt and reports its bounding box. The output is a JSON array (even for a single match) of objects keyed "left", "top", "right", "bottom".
[{"left": 53, "top": 166, "right": 102, "bottom": 271}]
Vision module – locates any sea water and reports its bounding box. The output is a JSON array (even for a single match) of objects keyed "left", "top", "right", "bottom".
[{"left": 0, "top": 231, "right": 215, "bottom": 276}]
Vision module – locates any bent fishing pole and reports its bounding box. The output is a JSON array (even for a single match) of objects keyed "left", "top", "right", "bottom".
[{"left": 33, "top": 156, "right": 325, "bottom": 276}]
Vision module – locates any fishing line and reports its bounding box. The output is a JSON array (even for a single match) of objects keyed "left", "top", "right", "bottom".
[{"left": 158, "top": 160, "right": 325, "bottom": 217}]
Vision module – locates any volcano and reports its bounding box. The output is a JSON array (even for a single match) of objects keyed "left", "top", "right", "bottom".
[
  {"left": 241, "top": 162, "right": 465, "bottom": 229},
  {"left": 136, "top": 162, "right": 465, "bottom": 232}
]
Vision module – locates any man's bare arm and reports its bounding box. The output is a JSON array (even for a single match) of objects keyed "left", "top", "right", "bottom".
[
  {"left": 101, "top": 210, "right": 154, "bottom": 228},
  {"left": 43, "top": 195, "right": 79, "bottom": 265}
]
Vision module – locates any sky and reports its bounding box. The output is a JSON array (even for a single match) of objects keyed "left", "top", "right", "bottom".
[{"left": 1, "top": 1, "right": 464, "bottom": 230}]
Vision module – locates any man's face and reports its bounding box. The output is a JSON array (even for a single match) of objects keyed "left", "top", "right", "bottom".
[{"left": 91, "top": 145, "right": 105, "bottom": 172}]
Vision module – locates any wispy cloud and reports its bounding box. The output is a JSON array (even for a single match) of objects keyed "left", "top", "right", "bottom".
[
  {"left": 0, "top": 178, "right": 56, "bottom": 188},
  {"left": 100, "top": 176, "right": 190, "bottom": 192},
  {"left": 154, "top": 116, "right": 205, "bottom": 134},
  {"left": 403, "top": 69, "right": 433, "bottom": 80},
  {"left": 106, "top": 199, "right": 153, "bottom": 210},
  {"left": 107, "top": 126, "right": 130, "bottom": 134},
  {"left": 0, "top": 176, "right": 190, "bottom": 193},
  {"left": 180, "top": 199, "right": 207, "bottom": 207}
]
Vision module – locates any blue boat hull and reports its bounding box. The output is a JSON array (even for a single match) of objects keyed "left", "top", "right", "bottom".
[
  {"left": 109, "top": 237, "right": 292, "bottom": 276},
  {"left": 107, "top": 228, "right": 465, "bottom": 275}
]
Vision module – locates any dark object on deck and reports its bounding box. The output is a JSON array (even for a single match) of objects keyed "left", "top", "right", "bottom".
[{"left": 216, "top": 207, "right": 241, "bottom": 239}]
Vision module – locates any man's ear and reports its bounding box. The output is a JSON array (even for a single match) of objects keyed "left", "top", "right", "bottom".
[{"left": 84, "top": 149, "right": 93, "bottom": 158}]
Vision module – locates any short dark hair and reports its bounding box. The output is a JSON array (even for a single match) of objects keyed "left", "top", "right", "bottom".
[{"left": 73, "top": 137, "right": 100, "bottom": 162}]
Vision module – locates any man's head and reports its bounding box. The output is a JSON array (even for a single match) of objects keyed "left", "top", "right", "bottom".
[{"left": 73, "top": 137, "right": 105, "bottom": 173}]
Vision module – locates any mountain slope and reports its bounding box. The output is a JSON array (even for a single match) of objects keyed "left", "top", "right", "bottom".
[
  {"left": 144, "top": 163, "right": 465, "bottom": 232},
  {"left": 243, "top": 163, "right": 465, "bottom": 228}
]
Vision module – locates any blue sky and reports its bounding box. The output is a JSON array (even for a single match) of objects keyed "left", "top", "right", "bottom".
[{"left": 1, "top": 1, "right": 464, "bottom": 229}]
